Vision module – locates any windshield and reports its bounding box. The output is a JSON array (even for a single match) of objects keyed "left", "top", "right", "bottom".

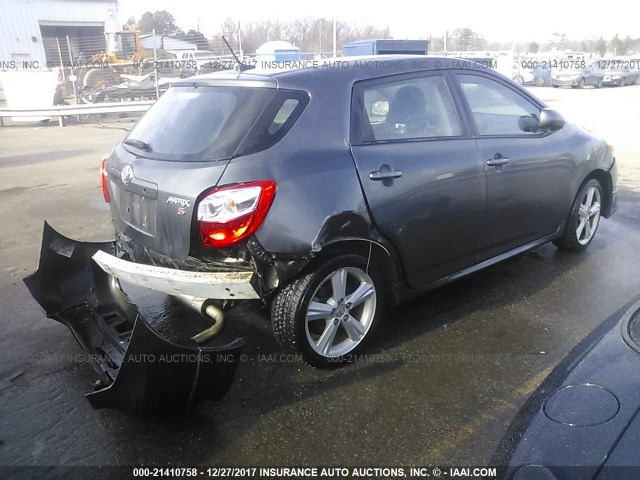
[
  {"left": 124, "top": 86, "right": 276, "bottom": 161},
  {"left": 114, "top": 33, "right": 137, "bottom": 59}
]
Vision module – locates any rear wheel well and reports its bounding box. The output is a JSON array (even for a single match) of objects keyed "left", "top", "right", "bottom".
[{"left": 302, "top": 239, "right": 399, "bottom": 299}]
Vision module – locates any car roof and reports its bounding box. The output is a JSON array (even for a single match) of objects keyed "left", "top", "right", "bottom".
[{"left": 173, "top": 55, "right": 496, "bottom": 89}]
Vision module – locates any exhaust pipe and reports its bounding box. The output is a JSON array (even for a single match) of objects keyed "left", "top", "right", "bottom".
[{"left": 173, "top": 294, "right": 226, "bottom": 344}]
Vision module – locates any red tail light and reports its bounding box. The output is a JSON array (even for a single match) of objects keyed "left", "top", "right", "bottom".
[
  {"left": 197, "top": 180, "right": 277, "bottom": 248},
  {"left": 101, "top": 159, "right": 110, "bottom": 203}
]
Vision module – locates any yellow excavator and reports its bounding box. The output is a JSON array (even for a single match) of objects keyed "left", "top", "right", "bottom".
[
  {"left": 92, "top": 30, "right": 153, "bottom": 64},
  {"left": 83, "top": 30, "right": 173, "bottom": 89}
]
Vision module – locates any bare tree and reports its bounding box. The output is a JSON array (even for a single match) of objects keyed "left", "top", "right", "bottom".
[
  {"left": 222, "top": 17, "right": 393, "bottom": 55},
  {"left": 550, "top": 32, "right": 566, "bottom": 49},
  {"left": 449, "top": 28, "right": 486, "bottom": 51},
  {"left": 137, "top": 10, "right": 183, "bottom": 36}
]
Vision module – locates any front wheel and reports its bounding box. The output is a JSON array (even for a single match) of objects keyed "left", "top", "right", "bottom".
[
  {"left": 554, "top": 179, "right": 603, "bottom": 251},
  {"left": 271, "top": 255, "right": 382, "bottom": 368}
]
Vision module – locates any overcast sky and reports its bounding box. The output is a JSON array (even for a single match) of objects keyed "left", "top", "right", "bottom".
[{"left": 118, "top": 0, "right": 637, "bottom": 44}]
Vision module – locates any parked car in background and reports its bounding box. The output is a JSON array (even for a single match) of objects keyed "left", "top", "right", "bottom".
[
  {"left": 601, "top": 66, "right": 640, "bottom": 86},
  {"left": 25, "top": 56, "right": 618, "bottom": 411},
  {"left": 511, "top": 60, "right": 550, "bottom": 86},
  {"left": 551, "top": 61, "right": 605, "bottom": 88},
  {"left": 173, "top": 50, "right": 218, "bottom": 75},
  {"left": 511, "top": 64, "right": 535, "bottom": 85},
  {"left": 532, "top": 66, "right": 551, "bottom": 86}
]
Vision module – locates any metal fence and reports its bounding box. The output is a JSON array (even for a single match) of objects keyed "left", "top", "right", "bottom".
[
  {"left": 40, "top": 32, "right": 244, "bottom": 106},
  {"left": 2, "top": 32, "right": 342, "bottom": 125}
]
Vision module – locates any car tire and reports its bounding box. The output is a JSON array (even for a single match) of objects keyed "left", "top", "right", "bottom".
[
  {"left": 271, "top": 254, "right": 383, "bottom": 368},
  {"left": 552, "top": 84, "right": 559, "bottom": 88},
  {"left": 535, "top": 77, "right": 544, "bottom": 87},
  {"left": 554, "top": 179, "right": 603, "bottom": 252},
  {"left": 514, "top": 75, "right": 524, "bottom": 85}
]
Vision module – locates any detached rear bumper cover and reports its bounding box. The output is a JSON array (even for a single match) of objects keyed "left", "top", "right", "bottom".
[{"left": 23, "top": 223, "right": 245, "bottom": 412}]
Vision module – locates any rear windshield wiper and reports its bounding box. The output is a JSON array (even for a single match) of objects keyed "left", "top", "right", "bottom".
[{"left": 123, "top": 138, "right": 151, "bottom": 152}]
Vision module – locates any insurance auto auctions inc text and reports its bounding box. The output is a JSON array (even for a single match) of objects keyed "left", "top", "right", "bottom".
[{"left": 235, "top": 466, "right": 498, "bottom": 478}]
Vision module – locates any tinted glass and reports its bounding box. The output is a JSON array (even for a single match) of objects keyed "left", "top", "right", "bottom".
[
  {"left": 124, "top": 86, "right": 275, "bottom": 161},
  {"left": 237, "top": 90, "right": 309, "bottom": 156},
  {"left": 354, "top": 75, "right": 461, "bottom": 143},
  {"left": 269, "top": 98, "right": 299, "bottom": 134},
  {"left": 457, "top": 75, "right": 541, "bottom": 135}
]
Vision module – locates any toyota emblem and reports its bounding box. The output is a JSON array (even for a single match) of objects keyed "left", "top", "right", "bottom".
[{"left": 121, "top": 165, "right": 134, "bottom": 185}]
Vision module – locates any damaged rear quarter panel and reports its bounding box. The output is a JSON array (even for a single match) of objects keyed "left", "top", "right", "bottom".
[
  {"left": 223, "top": 146, "right": 373, "bottom": 253},
  {"left": 219, "top": 78, "right": 375, "bottom": 260}
]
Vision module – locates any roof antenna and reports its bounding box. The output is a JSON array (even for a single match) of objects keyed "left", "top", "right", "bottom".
[{"left": 222, "top": 35, "right": 254, "bottom": 71}]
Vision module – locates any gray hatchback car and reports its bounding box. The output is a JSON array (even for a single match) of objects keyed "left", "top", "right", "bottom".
[{"left": 26, "top": 56, "right": 618, "bottom": 408}]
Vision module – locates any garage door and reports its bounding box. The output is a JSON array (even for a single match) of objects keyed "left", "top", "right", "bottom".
[{"left": 40, "top": 24, "right": 105, "bottom": 66}]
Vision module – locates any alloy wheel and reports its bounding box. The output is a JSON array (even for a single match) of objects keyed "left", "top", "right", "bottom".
[
  {"left": 576, "top": 185, "right": 601, "bottom": 245},
  {"left": 304, "top": 267, "right": 377, "bottom": 358}
]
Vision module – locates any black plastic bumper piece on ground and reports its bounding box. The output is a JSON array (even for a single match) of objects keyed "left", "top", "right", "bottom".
[{"left": 23, "top": 222, "right": 245, "bottom": 413}]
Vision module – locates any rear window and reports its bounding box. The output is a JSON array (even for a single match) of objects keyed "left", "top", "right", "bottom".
[{"left": 124, "top": 86, "right": 286, "bottom": 162}]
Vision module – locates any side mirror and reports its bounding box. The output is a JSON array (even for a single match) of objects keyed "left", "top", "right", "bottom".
[
  {"left": 539, "top": 108, "right": 565, "bottom": 131},
  {"left": 518, "top": 114, "right": 540, "bottom": 133}
]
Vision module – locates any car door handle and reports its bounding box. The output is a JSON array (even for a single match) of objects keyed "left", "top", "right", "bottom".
[
  {"left": 369, "top": 165, "right": 403, "bottom": 181},
  {"left": 486, "top": 156, "right": 510, "bottom": 166}
]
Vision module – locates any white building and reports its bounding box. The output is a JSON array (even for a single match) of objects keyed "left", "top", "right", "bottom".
[
  {"left": 0, "top": 0, "right": 120, "bottom": 68},
  {"left": 139, "top": 34, "right": 197, "bottom": 52}
]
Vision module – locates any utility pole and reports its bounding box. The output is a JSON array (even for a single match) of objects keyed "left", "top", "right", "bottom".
[
  {"left": 332, "top": 18, "right": 337, "bottom": 57},
  {"left": 238, "top": 21, "right": 243, "bottom": 61},
  {"left": 318, "top": 18, "right": 325, "bottom": 56},
  {"left": 152, "top": 28, "right": 159, "bottom": 99}
]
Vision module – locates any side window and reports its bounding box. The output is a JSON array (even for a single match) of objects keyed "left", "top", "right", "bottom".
[
  {"left": 457, "top": 74, "right": 541, "bottom": 136},
  {"left": 354, "top": 75, "right": 461, "bottom": 143},
  {"left": 237, "top": 90, "right": 309, "bottom": 157},
  {"left": 269, "top": 98, "right": 299, "bottom": 134}
]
